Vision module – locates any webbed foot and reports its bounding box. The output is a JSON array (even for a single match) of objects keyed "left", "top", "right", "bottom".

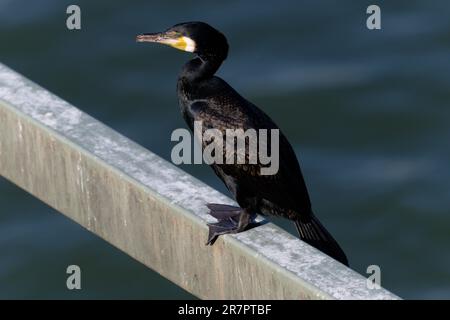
[{"left": 205, "top": 203, "right": 257, "bottom": 245}]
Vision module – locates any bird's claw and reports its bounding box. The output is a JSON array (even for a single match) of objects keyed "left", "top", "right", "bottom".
[{"left": 206, "top": 218, "right": 239, "bottom": 245}]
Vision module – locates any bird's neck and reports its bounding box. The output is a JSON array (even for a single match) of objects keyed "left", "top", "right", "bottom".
[{"left": 179, "top": 56, "right": 223, "bottom": 82}]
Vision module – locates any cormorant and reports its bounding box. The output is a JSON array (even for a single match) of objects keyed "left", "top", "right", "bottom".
[{"left": 137, "top": 22, "right": 349, "bottom": 266}]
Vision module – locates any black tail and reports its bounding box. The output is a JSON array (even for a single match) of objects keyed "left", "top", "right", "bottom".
[{"left": 294, "top": 215, "right": 349, "bottom": 266}]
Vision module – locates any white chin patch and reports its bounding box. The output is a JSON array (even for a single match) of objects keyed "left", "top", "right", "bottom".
[{"left": 182, "top": 36, "right": 196, "bottom": 52}]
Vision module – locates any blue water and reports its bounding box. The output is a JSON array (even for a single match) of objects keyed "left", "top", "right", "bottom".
[{"left": 1, "top": 0, "right": 449, "bottom": 299}]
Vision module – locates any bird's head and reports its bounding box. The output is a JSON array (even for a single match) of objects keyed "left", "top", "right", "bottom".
[{"left": 136, "top": 21, "right": 228, "bottom": 61}]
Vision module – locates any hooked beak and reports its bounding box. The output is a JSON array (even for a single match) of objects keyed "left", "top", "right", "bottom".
[
  {"left": 136, "top": 32, "right": 169, "bottom": 43},
  {"left": 136, "top": 31, "right": 196, "bottom": 53}
]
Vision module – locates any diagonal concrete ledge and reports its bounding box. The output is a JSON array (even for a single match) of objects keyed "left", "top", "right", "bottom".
[{"left": 0, "top": 63, "right": 399, "bottom": 299}]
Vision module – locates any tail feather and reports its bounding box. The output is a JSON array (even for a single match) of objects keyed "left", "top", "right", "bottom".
[{"left": 294, "top": 215, "right": 349, "bottom": 266}]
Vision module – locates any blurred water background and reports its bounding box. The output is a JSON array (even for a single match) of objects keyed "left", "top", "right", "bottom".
[{"left": 0, "top": 0, "right": 449, "bottom": 299}]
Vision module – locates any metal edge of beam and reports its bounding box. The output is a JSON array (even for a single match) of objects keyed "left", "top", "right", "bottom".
[{"left": 0, "top": 63, "right": 400, "bottom": 300}]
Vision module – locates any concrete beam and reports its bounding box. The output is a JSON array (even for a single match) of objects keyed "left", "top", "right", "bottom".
[{"left": 0, "top": 63, "right": 399, "bottom": 299}]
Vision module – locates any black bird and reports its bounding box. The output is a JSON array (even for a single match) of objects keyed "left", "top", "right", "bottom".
[{"left": 137, "top": 22, "right": 348, "bottom": 266}]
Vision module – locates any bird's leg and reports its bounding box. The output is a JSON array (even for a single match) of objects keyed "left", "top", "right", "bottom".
[{"left": 205, "top": 203, "right": 256, "bottom": 245}]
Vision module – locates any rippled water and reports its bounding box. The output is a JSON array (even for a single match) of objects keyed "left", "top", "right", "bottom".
[{"left": 0, "top": 0, "right": 449, "bottom": 299}]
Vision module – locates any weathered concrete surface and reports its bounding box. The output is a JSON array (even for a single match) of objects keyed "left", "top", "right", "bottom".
[{"left": 0, "top": 63, "right": 399, "bottom": 299}]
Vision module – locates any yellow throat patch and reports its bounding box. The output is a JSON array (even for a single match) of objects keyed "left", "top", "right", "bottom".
[{"left": 163, "top": 36, "right": 196, "bottom": 52}]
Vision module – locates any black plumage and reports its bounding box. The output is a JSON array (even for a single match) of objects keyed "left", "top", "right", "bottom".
[{"left": 137, "top": 22, "right": 348, "bottom": 266}]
